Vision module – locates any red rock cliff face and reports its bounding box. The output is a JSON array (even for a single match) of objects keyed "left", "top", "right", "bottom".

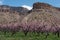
[{"left": 33, "top": 2, "right": 52, "bottom": 9}]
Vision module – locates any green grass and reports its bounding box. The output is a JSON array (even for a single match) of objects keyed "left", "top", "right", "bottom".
[{"left": 0, "top": 32, "right": 60, "bottom": 40}]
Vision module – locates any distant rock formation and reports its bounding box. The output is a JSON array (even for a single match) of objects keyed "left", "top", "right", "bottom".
[
  {"left": 33, "top": 2, "right": 52, "bottom": 9},
  {"left": 10, "top": 7, "right": 29, "bottom": 15},
  {"left": 0, "top": 5, "right": 29, "bottom": 15},
  {"left": 28, "top": 2, "right": 60, "bottom": 13},
  {"left": 28, "top": 2, "right": 53, "bottom": 13},
  {"left": 0, "top": 5, "right": 10, "bottom": 12}
]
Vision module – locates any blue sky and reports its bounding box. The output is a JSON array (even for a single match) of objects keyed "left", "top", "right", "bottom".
[{"left": 0, "top": 0, "right": 60, "bottom": 7}]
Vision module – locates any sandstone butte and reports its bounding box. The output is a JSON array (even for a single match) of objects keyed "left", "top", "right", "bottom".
[{"left": 21, "top": 2, "right": 60, "bottom": 31}]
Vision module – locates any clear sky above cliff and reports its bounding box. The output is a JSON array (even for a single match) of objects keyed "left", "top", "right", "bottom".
[{"left": 0, "top": 0, "right": 60, "bottom": 7}]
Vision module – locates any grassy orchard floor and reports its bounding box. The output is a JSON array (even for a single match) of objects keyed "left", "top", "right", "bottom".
[{"left": 0, "top": 32, "right": 60, "bottom": 40}]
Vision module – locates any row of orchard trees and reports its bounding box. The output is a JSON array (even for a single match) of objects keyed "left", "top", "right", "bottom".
[
  {"left": 0, "top": 20, "right": 60, "bottom": 38},
  {"left": 21, "top": 20, "right": 60, "bottom": 38}
]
